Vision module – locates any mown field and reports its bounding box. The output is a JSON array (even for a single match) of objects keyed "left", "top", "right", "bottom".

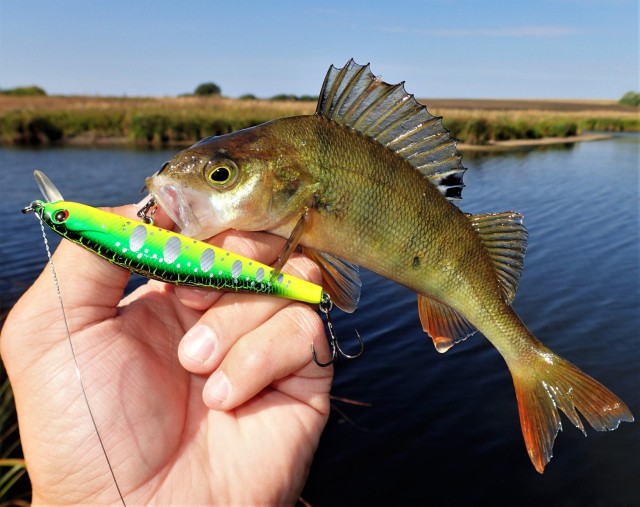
[{"left": 0, "top": 95, "right": 637, "bottom": 147}]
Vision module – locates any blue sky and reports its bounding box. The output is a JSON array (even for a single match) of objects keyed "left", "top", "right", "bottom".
[{"left": 1, "top": 0, "right": 638, "bottom": 99}]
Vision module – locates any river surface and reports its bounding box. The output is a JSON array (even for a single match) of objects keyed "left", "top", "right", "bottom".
[{"left": 0, "top": 135, "right": 638, "bottom": 506}]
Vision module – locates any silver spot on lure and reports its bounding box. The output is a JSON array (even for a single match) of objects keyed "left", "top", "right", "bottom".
[
  {"left": 163, "top": 236, "right": 182, "bottom": 264},
  {"left": 200, "top": 248, "right": 215, "bottom": 272},
  {"left": 256, "top": 267, "right": 265, "bottom": 283},
  {"left": 232, "top": 259, "right": 242, "bottom": 279},
  {"left": 129, "top": 224, "right": 147, "bottom": 253}
]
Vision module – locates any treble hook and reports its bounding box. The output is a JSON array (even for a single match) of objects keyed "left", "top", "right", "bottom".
[{"left": 313, "top": 293, "right": 365, "bottom": 367}]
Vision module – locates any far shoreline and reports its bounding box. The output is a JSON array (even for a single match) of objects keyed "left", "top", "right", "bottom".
[
  {"left": 458, "top": 133, "right": 614, "bottom": 152},
  {"left": 1, "top": 95, "right": 636, "bottom": 148},
  {"left": 55, "top": 132, "right": 615, "bottom": 152}
]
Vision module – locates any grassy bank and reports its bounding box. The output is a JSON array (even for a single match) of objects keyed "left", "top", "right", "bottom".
[{"left": 0, "top": 95, "right": 637, "bottom": 147}]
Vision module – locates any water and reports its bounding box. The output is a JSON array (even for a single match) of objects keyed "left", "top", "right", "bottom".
[{"left": 0, "top": 137, "right": 638, "bottom": 506}]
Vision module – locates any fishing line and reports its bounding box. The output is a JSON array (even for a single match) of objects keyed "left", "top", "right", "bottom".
[{"left": 34, "top": 215, "right": 127, "bottom": 507}]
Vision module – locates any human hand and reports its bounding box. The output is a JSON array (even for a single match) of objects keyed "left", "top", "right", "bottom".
[{"left": 1, "top": 204, "right": 332, "bottom": 505}]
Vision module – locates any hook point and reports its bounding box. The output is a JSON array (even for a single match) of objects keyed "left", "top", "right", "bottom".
[{"left": 313, "top": 293, "right": 364, "bottom": 367}]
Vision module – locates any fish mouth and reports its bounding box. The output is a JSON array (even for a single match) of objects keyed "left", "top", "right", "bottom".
[{"left": 147, "top": 179, "right": 202, "bottom": 237}]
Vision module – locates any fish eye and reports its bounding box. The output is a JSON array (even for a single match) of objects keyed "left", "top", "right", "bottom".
[
  {"left": 205, "top": 160, "right": 239, "bottom": 189},
  {"left": 53, "top": 209, "right": 69, "bottom": 223},
  {"left": 210, "top": 166, "right": 230, "bottom": 182}
]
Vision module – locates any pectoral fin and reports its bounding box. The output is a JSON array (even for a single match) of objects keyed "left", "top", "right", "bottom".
[
  {"left": 270, "top": 210, "right": 361, "bottom": 313},
  {"left": 302, "top": 248, "right": 361, "bottom": 313},
  {"left": 271, "top": 210, "right": 308, "bottom": 279},
  {"left": 417, "top": 294, "right": 476, "bottom": 352}
]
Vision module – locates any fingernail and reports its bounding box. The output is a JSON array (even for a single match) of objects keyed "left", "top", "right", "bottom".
[
  {"left": 205, "top": 371, "right": 231, "bottom": 406},
  {"left": 189, "top": 287, "right": 219, "bottom": 301},
  {"left": 183, "top": 325, "right": 217, "bottom": 364}
]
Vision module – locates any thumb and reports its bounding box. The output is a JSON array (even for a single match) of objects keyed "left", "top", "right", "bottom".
[{"left": 1, "top": 203, "right": 171, "bottom": 370}]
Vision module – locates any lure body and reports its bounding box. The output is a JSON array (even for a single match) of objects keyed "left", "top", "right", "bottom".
[{"left": 28, "top": 199, "right": 324, "bottom": 305}]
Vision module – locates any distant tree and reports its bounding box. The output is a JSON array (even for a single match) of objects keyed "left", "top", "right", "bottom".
[
  {"left": 239, "top": 93, "right": 257, "bottom": 100},
  {"left": 0, "top": 85, "right": 47, "bottom": 96},
  {"left": 194, "top": 82, "right": 221, "bottom": 96},
  {"left": 619, "top": 91, "right": 640, "bottom": 107},
  {"left": 269, "top": 93, "right": 318, "bottom": 102},
  {"left": 270, "top": 93, "right": 299, "bottom": 101}
]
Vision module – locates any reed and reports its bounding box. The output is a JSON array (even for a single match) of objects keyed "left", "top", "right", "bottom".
[
  {"left": 436, "top": 108, "right": 638, "bottom": 145},
  {"left": 0, "top": 361, "right": 29, "bottom": 505},
  {"left": 0, "top": 96, "right": 637, "bottom": 147}
]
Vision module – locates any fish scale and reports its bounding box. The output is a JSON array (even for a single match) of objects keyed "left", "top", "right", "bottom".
[{"left": 307, "top": 116, "right": 495, "bottom": 305}]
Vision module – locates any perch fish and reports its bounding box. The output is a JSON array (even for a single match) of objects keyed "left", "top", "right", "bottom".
[{"left": 145, "top": 60, "right": 633, "bottom": 472}]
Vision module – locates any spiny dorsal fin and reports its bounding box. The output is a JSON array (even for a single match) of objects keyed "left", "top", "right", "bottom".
[
  {"left": 468, "top": 212, "right": 528, "bottom": 303},
  {"left": 417, "top": 294, "right": 477, "bottom": 353},
  {"left": 301, "top": 247, "right": 361, "bottom": 313},
  {"left": 316, "top": 59, "right": 466, "bottom": 200}
]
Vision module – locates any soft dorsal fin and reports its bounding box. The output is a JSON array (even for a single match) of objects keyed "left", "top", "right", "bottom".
[
  {"left": 316, "top": 59, "right": 466, "bottom": 200},
  {"left": 417, "top": 294, "right": 477, "bottom": 353},
  {"left": 468, "top": 212, "right": 528, "bottom": 303}
]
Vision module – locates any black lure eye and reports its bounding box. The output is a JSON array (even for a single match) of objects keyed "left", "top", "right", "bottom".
[{"left": 53, "top": 209, "right": 69, "bottom": 223}]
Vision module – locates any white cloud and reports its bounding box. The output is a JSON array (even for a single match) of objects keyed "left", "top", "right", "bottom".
[{"left": 382, "top": 25, "right": 582, "bottom": 38}]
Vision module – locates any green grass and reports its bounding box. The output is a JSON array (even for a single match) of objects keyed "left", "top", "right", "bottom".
[
  {"left": 1, "top": 360, "right": 30, "bottom": 506},
  {"left": 0, "top": 96, "right": 638, "bottom": 147},
  {"left": 440, "top": 112, "right": 638, "bottom": 145}
]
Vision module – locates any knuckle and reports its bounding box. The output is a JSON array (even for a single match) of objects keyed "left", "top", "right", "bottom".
[{"left": 284, "top": 255, "right": 323, "bottom": 285}]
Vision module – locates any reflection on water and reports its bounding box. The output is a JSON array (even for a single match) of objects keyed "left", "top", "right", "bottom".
[{"left": 1, "top": 136, "right": 638, "bottom": 506}]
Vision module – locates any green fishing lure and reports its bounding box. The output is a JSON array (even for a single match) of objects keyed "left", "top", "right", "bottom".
[
  {"left": 22, "top": 170, "right": 325, "bottom": 303},
  {"left": 25, "top": 197, "right": 324, "bottom": 304},
  {"left": 23, "top": 170, "right": 362, "bottom": 366}
]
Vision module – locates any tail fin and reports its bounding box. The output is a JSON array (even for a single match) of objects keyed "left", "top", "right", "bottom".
[{"left": 509, "top": 350, "right": 633, "bottom": 473}]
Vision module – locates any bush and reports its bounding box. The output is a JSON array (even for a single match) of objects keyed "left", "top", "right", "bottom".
[
  {"left": 0, "top": 85, "right": 47, "bottom": 96},
  {"left": 270, "top": 94, "right": 299, "bottom": 101},
  {"left": 269, "top": 94, "right": 319, "bottom": 102},
  {"left": 619, "top": 91, "right": 640, "bottom": 107},
  {"left": 194, "top": 82, "right": 221, "bottom": 96}
]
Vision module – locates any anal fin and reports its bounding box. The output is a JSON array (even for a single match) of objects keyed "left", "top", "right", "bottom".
[{"left": 417, "top": 294, "right": 476, "bottom": 353}]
